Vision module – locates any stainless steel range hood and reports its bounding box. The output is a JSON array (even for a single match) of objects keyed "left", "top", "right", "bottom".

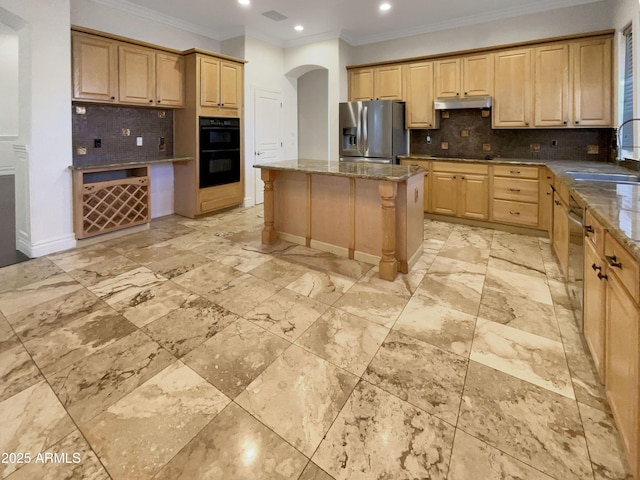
[{"left": 434, "top": 95, "right": 492, "bottom": 110}]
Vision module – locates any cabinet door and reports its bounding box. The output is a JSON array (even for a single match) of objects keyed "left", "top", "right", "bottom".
[
  {"left": 605, "top": 272, "right": 639, "bottom": 478},
  {"left": 118, "top": 45, "right": 156, "bottom": 105},
  {"left": 374, "top": 65, "right": 403, "bottom": 100},
  {"left": 72, "top": 32, "right": 118, "bottom": 102},
  {"left": 534, "top": 44, "right": 570, "bottom": 127},
  {"left": 462, "top": 54, "right": 493, "bottom": 97},
  {"left": 460, "top": 174, "right": 489, "bottom": 220},
  {"left": 539, "top": 169, "right": 554, "bottom": 236},
  {"left": 431, "top": 172, "right": 457, "bottom": 216},
  {"left": 349, "top": 69, "right": 374, "bottom": 101},
  {"left": 405, "top": 62, "right": 436, "bottom": 128},
  {"left": 434, "top": 58, "right": 461, "bottom": 98},
  {"left": 220, "top": 61, "right": 242, "bottom": 110},
  {"left": 200, "top": 57, "right": 220, "bottom": 107},
  {"left": 573, "top": 37, "right": 612, "bottom": 127},
  {"left": 156, "top": 53, "right": 184, "bottom": 107},
  {"left": 552, "top": 191, "right": 569, "bottom": 278},
  {"left": 493, "top": 49, "right": 532, "bottom": 128},
  {"left": 584, "top": 239, "right": 606, "bottom": 382}
]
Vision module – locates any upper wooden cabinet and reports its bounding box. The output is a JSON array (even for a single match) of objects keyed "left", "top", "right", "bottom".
[
  {"left": 534, "top": 44, "right": 570, "bottom": 127},
  {"left": 156, "top": 53, "right": 185, "bottom": 107},
  {"left": 404, "top": 62, "right": 436, "bottom": 128},
  {"left": 434, "top": 54, "right": 493, "bottom": 98},
  {"left": 72, "top": 31, "right": 118, "bottom": 102},
  {"left": 533, "top": 37, "right": 612, "bottom": 127},
  {"left": 72, "top": 30, "right": 185, "bottom": 108},
  {"left": 493, "top": 48, "right": 532, "bottom": 128},
  {"left": 573, "top": 37, "right": 612, "bottom": 127},
  {"left": 118, "top": 44, "right": 156, "bottom": 105},
  {"left": 200, "top": 56, "right": 242, "bottom": 113},
  {"left": 348, "top": 65, "right": 403, "bottom": 101}
]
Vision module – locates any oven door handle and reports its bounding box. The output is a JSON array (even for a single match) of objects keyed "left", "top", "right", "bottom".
[{"left": 565, "top": 208, "right": 584, "bottom": 228}]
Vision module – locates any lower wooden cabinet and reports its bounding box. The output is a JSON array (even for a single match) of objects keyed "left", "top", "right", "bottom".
[
  {"left": 431, "top": 163, "right": 489, "bottom": 220},
  {"left": 583, "top": 238, "right": 607, "bottom": 382},
  {"left": 605, "top": 269, "right": 639, "bottom": 479},
  {"left": 552, "top": 191, "right": 569, "bottom": 278}
]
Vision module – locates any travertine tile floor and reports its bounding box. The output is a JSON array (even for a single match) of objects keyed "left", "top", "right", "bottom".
[{"left": 0, "top": 205, "right": 634, "bottom": 479}]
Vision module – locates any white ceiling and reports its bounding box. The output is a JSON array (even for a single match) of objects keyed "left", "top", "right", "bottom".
[{"left": 94, "top": 0, "right": 603, "bottom": 47}]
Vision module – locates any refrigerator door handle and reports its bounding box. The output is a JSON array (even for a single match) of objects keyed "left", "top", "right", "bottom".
[{"left": 362, "top": 105, "right": 368, "bottom": 155}]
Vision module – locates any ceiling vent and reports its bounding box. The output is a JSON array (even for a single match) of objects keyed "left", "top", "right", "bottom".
[{"left": 262, "top": 10, "right": 288, "bottom": 21}]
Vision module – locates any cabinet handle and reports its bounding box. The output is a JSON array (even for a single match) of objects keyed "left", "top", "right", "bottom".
[
  {"left": 546, "top": 192, "right": 551, "bottom": 196},
  {"left": 597, "top": 272, "right": 608, "bottom": 280},
  {"left": 525, "top": 122, "right": 529, "bottom": 126},
  {"left": 453, "top": 175, "right": 457, "bottom": 179},
  {"left": 149, "top": 99, "right": 153, "bottom": 103},
  {"left": 554, "top": 200, "right": 561, "bottom": 206},
  {"left": 464, "top": 92, "right": 468, "bottom": 96},
  {"left": 591, "top": 263, "right": 602, "bottom": 272},
  {"left": 456, "top": 92, "right": 460, "bottom": 96},
  {"left": 575, "top": 121, "right": 580, "bottom": 125},
  {"left": 110, "top": 96, "right": 115, "bottom": 100},
  {"left": 510, "top": 170, "right": 521, "bottom": 174},
  {"left": 509, "top": 188, "right": 521, "bottom": 192},
  {"left": 461, "top": 176, "right": 465, "bottom": 179},
  {"left": 584, "top": 225, "right": 594, "bottom": 233},
  {"left": 605, "top": 255, "right": 622, "bottom": 268},
  {"left": 563, "top": 121, "right": 567, "bottom": 125},
  {"left": 157, "top": 100, "right": 161, "bottom": 104},
  {"left": 509, "top": 211, "right": 520, "bottom": 215}
]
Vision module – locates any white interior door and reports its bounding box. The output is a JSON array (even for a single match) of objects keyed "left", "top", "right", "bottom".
[{"left": 254, "top": 88, "right": 282, "bottom": 204}]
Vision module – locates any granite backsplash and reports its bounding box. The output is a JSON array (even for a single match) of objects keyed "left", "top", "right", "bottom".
[
  {"left": 72, "top": 104, "right": 174, "bottom": 167},
  {"left": 409, "top": 109, "right": 614, "bottom": 162}
]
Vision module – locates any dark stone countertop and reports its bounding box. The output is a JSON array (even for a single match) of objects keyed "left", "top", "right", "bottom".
[{"left": 69, "top": 157, "right": 194, "bottom": 171}]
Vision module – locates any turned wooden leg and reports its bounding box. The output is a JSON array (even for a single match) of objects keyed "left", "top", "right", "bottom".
[
  {"left": 378, "top": 180, "right": 398, "bottom": 281},
  {"left": 261, "top": 169, "right": 277, "bottom": 244}
]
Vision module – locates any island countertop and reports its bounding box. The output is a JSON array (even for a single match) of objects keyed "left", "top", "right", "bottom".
[{"left": 253, "top": 159, "right": 425, "bottom": 182}]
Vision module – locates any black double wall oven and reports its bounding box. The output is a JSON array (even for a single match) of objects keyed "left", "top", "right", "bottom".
[{"left": 199, "top": 117, "right": 241, "bottom": 189}]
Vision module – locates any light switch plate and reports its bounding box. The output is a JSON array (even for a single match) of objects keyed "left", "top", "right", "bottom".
[
  {"left": 136, "top": 136, "right": 143, "bottom": 147},
  {"left": 587, "top": 145, "right": 599, "bottom": 155}
]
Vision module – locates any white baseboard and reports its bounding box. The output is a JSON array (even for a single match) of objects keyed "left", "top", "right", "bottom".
[
  {"left": 16, "top": 233, "right": 77, "bottom": 258},
  {"left": 0, "top": 166, "right": 15, "bottom": 176}
]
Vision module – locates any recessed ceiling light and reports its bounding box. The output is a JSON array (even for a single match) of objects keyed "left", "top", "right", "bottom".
[
  {"left": 379, "top": 2, "right": 391, "bottom": 11},
  {"left": 238, "top": 0, "right": 250, "bottom": 5},
  {"left": 294, "top": 25, "right": 304, "bottom": 31}
]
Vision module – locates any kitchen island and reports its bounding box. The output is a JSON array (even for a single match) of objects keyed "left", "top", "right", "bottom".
[{"left": 254, "top": 159, "right": 425, "bottom": 281}]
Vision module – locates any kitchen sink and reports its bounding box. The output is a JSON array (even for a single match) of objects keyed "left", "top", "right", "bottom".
[{"left": 565, "top": 171, "right": 640, "bottom": 184}]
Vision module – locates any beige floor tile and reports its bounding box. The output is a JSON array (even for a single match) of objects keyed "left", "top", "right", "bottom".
[
  {"left": 183, "top": 318, "right": 289, "bottom": 398},
  {"left": 332, "top": 283, "right": 408, "bottom": 328},
  {"left": 448, "top": 429, "right": 554, "bottom": 480},
  {"left": 414, "top": 271, "right": 484, "bottom": 317},
  {"left": 286, "top": 269, "right": 356, "bottom": 305},
  {"left": 48, "top": 244, "right": 121, "bottom": 272},
  {"left": 82, "top": 361, "right": 229, "bottom": 480},
  {"left": 484, "top": 267, "right": 553, "bottom": 305},
  {"left": 0, "top": 343, "right": 43, "bottom": 402},
  {"left": 88, "top": 266, "right": 167, "bottom": 306},
  {"left": 154, "top": 402, "right": 307, "bottom": 480},
  {"left": 470, "top": 318, "right": 574, "bottom": 398},
  {"left": 248, "top": 257, "right": 312, "bottom": 287},
  {"left": 458, "top": 361, "right": 592, "bottom": 480},
  {"left": 364, "top": 330, "right": 468, "bottom": 424},
  {"left": 146, "top": 251, "right": 212, "bottom": 280},
  {"left": 0, "top": 273, "right": 84, "bottom": 317},
  {"left": 0, "top": 257, "right": 64, "bottom": 295},
  {"left": 295, "top": 307, "right": 389, "bottom": 376},
  {"left": 0, "top": 381, "right": 76, "bottom": 478},
  {"left": 67, "top": 256, "right": 141, "bottom": 287},
  {"left": 298, "top": 462, "right": 335, "bottom": 480},
  {"left": 313, "top": 381, "right": 454, "bottom": 480},
  {"left": 236, "top": 344, "right": 358, "bottom": 457},
  {"left": 245, "top": 288, "right": 329, "bottom": 341}
]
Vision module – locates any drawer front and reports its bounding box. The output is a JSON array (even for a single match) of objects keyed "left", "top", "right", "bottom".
[
  {"left": 400, "top": 159, "right": 430, "bottom": 169},
  {"left": 492, "top": 199, "right": 539, "bottom": 227},
  {"left": 493, "top": 165, "right": 539, "bottom": 179},
  {"left": 493, "top": 177, "right": 539, "bottom": 203},
  {"left": 432, "top": 161, "right": 489, "bottom": 174},
  {"left": 605, "top": 232, "right": 640, "bottom": 303},
  {"left": 584, "top": 209, "right": 606, "bottom": 255}
]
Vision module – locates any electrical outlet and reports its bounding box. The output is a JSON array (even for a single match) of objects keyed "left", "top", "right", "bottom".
[
  {"left": 441, "top": 111, "right": 450, "bottom": 119},
  {"left": 94, "top": 139, "right": 101, "bottom": 148},
  {"left": 530, "top": 144, "right": 540, "bottom": 153},
  {"left": 158, "top": 137, "right": 166, "bottom": 152},
  {"left": 122, "top": 128, "right": 130, "bottom": 137},
  {"left": 426, "top": 135, "right": 431, "bottom": 145},
  {"left": 551, "top": 140, "right": 558, "bottom": 147},
  {"left": 587, "top": 145, "right": 599, "bottom": 155},
  {"left": 136, "top": 136, "right": 143, "bottom": 147},
  {"left": 158, "top": 111, "right": 166, "bottom": 119},
  {"left": 482, "top": 143, "right": 491, "bottom": 152},
  {"left": 75, "top": 106, "right": 86, "bottom": 115},
  {"left": 441, "top": 142, "right": 449, "bottom": 150},
  {"left": 76, "top": 147, "right": 87, "bottom": 155}
]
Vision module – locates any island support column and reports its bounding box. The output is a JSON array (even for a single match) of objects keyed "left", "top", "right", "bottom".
[
  {"left": 378, "top": 180, "right": 398, "bottom": 281},
  {"left": 261, "top": 169, "right": 277, "bottom": 244}
]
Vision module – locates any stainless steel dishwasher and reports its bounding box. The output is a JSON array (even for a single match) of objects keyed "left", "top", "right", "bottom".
[{"left": 565, "top": 193, "right": 585, "bottom": 330}]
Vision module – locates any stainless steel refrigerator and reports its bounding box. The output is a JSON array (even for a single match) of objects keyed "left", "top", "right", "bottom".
[{"left": 339, "top": 100, "right": 407, "bottom": 164}]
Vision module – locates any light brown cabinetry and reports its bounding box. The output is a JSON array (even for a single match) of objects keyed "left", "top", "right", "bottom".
[
  {"left": 72, "top": 31, "right": 118, "bottom": 102},
  {"left": 552, "top": 189, "right": 570, "bottom": 278},
  {"left": 539, "top": 169, "right": 554, "bottom": 238},
  {"left": 493, "top": 49, "right": 532, "bottom": 128},
  {"left": 573, "top": 37, "right": 612, "bottom": 126},
  {"left": 491, "top": 165, "right": 540, "bottom": 227},
  {"left": 348, "top": 65, "right": 403, "bottom": 101},
  {"left": 404, "top": 62, "right": 436, "bottom": 128},
  {"left": 434, "top": 54, "right": 493, "bottom": 98},
  {"left": 399, "top": 159, "right": 430, "bottom": 211},
  {"left": 604, "top": 231, "right": 639, "bottom": 479},
  {"left": 534, "top": 44, "right": 570, "bottom": 127},
  {"left": 431, "top": 162, "right": 489, "bottom": 220},
  {"left": 200, "top": 56, "right": 242, "bottom": 113},
  {"left": 72, "top": 30, "right": 184, "bottom": 107},
  {"left": 583, "top": 211, "right": 607, "bottom": 382},
  {"left": 174, "top": 52, "right": 245, "bottom": 218},
  {"left": 118, "top": 44, "right": 156, "bottom": 105}
]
